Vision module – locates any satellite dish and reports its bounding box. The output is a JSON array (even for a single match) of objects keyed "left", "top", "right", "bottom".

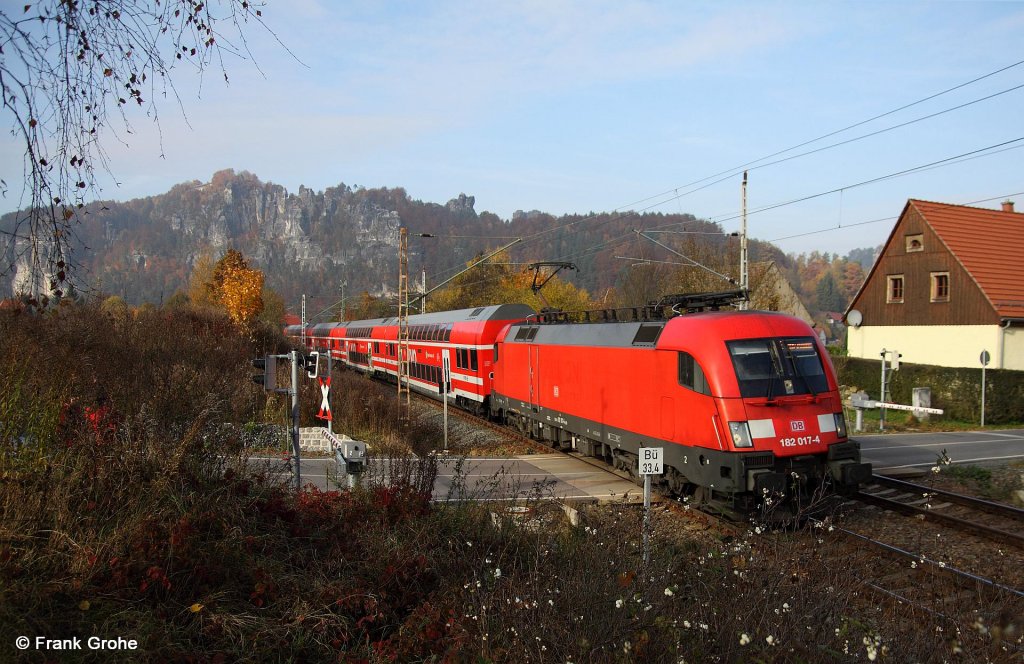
[{"left": 846, "top": 309, "right": 863, "bottom": 328}]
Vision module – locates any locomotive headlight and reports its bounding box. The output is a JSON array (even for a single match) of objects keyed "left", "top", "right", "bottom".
[
  {"left": 728, "top": 421, "right": 754, "bottom": 448},
  {"left": 834, "top": 412, "right": 848, "bottom": 438}
]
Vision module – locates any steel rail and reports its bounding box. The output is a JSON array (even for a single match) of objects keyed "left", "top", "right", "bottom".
[{"left": 853, "top": 485, "right": 1024, "bottom": 549}]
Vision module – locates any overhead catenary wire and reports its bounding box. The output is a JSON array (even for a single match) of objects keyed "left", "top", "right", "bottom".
[
  {"left": 488, "top": 93, "right": 1023, "bottom": 276},
  {"left": 704, "top": 137, "right": 1024, "bottom": 226},
  {"left": 604, "top": 58, "right": 1024, "bottom": 214},
  {"left": 543, "top": 137, "right": 1023, "bottom": 271},
  {"left": 412, "top": 61, "right": 1024, "bottom": 296},
  {"left": 767, "top": 190, "right": 1024, "bottom": 244}
]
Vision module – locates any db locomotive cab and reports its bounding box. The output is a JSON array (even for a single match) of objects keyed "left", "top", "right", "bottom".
[{"left": 719, "top": 330, "right": 872, "bottom": 502}]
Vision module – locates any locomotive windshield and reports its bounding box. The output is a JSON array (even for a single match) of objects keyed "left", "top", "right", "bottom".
[{"left": 727, "top": 337, "right": 828, "bottom": 399}]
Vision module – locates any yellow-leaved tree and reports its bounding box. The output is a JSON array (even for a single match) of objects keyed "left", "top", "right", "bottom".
[
  {"left": 220, "top": 265, "right": 265, "bottom": 328},
  {"left": 188, "top": 249, "right": 265, "bottom": 328},
  {"left": 427, "top": 251, "right": 593, "bottom": 313}
]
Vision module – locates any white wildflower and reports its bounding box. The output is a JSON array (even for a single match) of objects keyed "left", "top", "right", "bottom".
[
  {"left": 615, "top": 599, "right": 624, "bottom": 609},
  {"left": 739, "top": 633, "right": 751, "bottom": 646}
]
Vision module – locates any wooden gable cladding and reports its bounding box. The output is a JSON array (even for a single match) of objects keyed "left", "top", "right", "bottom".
[{"left": 851, "top": 203, "right": 999, "bottom": 326}]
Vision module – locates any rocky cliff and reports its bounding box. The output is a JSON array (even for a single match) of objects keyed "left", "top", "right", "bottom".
[{"left": 1, "top": 169, "right": 753, "bottom": 310}]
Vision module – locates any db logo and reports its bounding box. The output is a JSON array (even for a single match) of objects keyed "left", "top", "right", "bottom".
[{"left": 790, "top": 420, "right": 806, "bottom": 432}]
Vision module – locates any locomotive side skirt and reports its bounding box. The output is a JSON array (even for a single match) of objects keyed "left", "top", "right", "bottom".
[{"left": 490, "top": 391, "right": 867, "bottom": 497}]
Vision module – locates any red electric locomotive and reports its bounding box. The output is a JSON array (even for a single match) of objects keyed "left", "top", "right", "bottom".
[{"left": 489, "top": 292, "right": 871, "bottom": 509}]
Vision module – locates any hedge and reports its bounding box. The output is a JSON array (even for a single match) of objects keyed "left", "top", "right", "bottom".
[{"left": 831, "top": 355, "right": 1024, "bottom": 424}]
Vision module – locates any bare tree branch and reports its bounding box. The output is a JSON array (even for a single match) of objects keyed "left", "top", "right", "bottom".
[{"left": 1, "top": 0, "right": 276, "bottom": 303}]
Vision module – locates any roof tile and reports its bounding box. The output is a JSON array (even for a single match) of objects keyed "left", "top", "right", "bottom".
[{"left": 911, "top": 199, "right": 1024, "bottom": 318}]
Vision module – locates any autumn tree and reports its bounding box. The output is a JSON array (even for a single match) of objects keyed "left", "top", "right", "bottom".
[
  {"left": 341, "top": 292, "right": 394, "bottom": 321},
  {"left": 187, "top": 251, "right": 218, "bottom": 308},
  {"left": 219, "top": 263, "right": 264, "bottom": 328},
  {"left": 258, "top": 285, "right": 286, "bottom": 326},
  {"left": 427, "top": 250, "right": 593, "bottom": 313},
  {"left": 0, "top": 1, "right": 274, "bottom": 300}
]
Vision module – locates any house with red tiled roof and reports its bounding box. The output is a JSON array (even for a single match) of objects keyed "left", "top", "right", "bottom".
[{"left": 844, "top": 199, "right": 1024, "bottom": 370}]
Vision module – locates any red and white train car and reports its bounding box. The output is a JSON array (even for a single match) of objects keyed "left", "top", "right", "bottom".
[
  {"left": 289, "top": 304, "right": 534, "bottom": 413},
  {"left": 490, "top": 308, "right": 871, "bottom": 508}
]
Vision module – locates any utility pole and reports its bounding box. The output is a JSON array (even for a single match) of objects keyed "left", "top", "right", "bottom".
[
  {"left": 340, "top": 279, "right": 346, "bottom": 321},
  {"left": 290, "top": 350, "right": 301, "bottom": 490},
  {"left": 739, "top": 170, "right": 749, "bottom": 310},
  {"left": 301, "top": 295, "right": 306, "bottom": 347},
  {"left": 421, "top": 267, "right": 427, "bottom": 314},
  {"left": 397, "top": 228, "right": 411, "bottom": 419}
]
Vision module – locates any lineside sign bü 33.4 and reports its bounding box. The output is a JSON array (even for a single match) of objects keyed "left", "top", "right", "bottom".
[{"left": 639, "top": 447, "right": 663, "bottom": 475}]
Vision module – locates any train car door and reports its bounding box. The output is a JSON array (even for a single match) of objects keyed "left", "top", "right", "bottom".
[{"left": 529, "top": 345, "right": 540, "bottom": 411}]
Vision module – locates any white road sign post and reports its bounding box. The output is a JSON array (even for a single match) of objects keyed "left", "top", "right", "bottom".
[
  {"left": 980, "top": 350, "right": 990, "bottom": 427},
  {"left": 639, "top": 447, "right": 663, "bottom": 566}
]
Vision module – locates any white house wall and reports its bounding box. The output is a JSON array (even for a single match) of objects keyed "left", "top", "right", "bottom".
[
  {"left": 1004, "top": 326, "right": 1024, "bottom": 371},
  {"left": 846, "top": 325, "right": 1024, "bottom": 370}
]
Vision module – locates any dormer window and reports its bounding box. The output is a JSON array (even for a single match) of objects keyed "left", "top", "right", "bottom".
[{"left": 905, "top": 234, "right": 924, "bottom": 252}]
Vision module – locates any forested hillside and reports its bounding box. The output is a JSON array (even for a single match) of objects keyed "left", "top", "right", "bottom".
[{"left": 1, "top": 170, "right": 877, "bottom": 318}]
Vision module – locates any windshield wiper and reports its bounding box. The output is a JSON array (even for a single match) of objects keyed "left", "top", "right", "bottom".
[
  {"left": 783, "top": 342, "right": 818, "bottom": 397},
  {"left": 765, "top": 344, "right": 781, "bottom": 401}
]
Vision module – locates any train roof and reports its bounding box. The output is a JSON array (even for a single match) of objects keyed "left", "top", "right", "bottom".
[
  {"left": 505, "top": 310, "right": 815, "bottom": 349},
  {"left": 353, "top": 304, "right": 534, "bottom": 328}
]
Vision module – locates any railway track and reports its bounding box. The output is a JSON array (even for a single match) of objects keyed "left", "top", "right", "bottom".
[
  {"left": 809, "top": 516, "right": 1024, "bottom": 649},
  {"left": 855, "top": 474, "right": 1024, "bottom": 549},
  {"left": 414, "top": 386, "right": 1024, "bottom": 640}
]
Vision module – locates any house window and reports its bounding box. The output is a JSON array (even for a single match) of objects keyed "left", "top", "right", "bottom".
[
  {"left": 930, "top": 272, "right": 950, "bottom": 302},
  {"left": 905, "top": 234, "right": 924, "bottom": 252},
  {"left": 887, "top": 275, "right": 904, "bottom": 303}
]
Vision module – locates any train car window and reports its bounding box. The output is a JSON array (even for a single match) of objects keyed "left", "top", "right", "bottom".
[
  {"left": 493, "top": 343, "right": 499, "bottom": 363},
  {"left": 444, "top": 325, "right": 452, "bottom": 342},
  {"left": 470, "top": 350, "right": 478, "bottom": 371},
  {"left": 677, "top": 352, "right": 711, "bottom": 395},
  {"left": 727, "top": 338, "right": 828, "bottom": 398},
  {"left": 374, "top": 342, "right": 380, "bottom": 353},
  {"left": 632, "top": 324, "right": 664, "bottom": 346},
  {"left": 457, "top": 348, "right": 466, "bottom": 369}
]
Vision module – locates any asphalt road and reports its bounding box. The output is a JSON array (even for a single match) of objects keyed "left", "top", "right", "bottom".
[
  {"left": 252, "top": 428, "right": 1024, "bottom": 496},
  {"left": 856, "top": 428, "right": 1024, "bottom": 475},
  {"left": 250, "top": 453, "right": 644, "bottom": 502}
]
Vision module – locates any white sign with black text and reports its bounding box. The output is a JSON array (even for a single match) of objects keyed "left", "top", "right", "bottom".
[{"left": 639, "top": 447, "right": 663, "bottom": 476}]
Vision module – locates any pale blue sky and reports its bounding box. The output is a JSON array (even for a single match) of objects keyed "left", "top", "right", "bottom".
[{"left": 2, "top": 1, "right": 1022, "bottom": 258}]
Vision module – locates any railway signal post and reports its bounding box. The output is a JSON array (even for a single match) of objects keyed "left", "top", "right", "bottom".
[
  {"left": 442, "top": 349, "right": 451, "bottom": 452},
  {"left": 251, "top": 352, "right": 304, "bottom": 491},
  {"left": 639, "top": 447, "right": 663, "bottom": 566}
]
